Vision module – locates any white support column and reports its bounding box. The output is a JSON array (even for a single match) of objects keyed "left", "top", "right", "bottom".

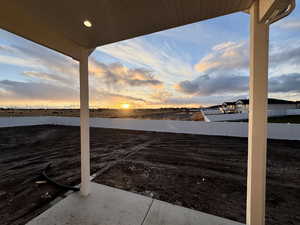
[
  {"left": 247, "top": 1, "right": 269, "bottom": 225},
  {"left": 79, "top": 49, "right": 90, "bottom": 196}
]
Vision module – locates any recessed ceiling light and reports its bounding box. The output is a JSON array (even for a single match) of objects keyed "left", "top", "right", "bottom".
[{"left": 83, "top": 20, "right": 92, "bottom": 28}]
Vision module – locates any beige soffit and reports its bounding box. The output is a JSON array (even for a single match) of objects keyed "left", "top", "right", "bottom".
[{"left": 0, "top": 0, "right": 255, "bottom": 60}]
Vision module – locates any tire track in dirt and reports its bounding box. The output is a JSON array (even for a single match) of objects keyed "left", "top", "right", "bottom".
[{"left": 92, "top": 139, "right": 156, "bottom": 179}]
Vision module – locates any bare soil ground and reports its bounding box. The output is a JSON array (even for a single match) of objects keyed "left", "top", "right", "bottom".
[
  {"left": 0, "top": 125, "right": 299, "bottom": 225},
  {"left": 0, "top": 108, "right": 202, "bottom": 121}
]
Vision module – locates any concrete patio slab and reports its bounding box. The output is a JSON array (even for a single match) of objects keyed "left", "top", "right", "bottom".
[
  {"left": 26, "top": 182, "right": 152, "bottom": 225},
  {"left": 26, "top": 182, "right": 244, "bottom": 225},
  {"left": 143, "top": 200, "right": 244, "bottom": 225}
]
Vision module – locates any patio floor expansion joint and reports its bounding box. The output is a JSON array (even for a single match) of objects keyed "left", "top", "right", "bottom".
[{"left": 141, "top": 198, "right": 154, "bottom": 225}]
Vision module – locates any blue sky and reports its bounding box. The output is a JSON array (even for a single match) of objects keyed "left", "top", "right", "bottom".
[{"left": 0, "top": 5, "right": 299, "bottom": 108}]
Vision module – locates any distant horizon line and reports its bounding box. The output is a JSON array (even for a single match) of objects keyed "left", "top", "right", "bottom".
[{"left": 0, "top": 107, "right": 204, "bottom": 110}]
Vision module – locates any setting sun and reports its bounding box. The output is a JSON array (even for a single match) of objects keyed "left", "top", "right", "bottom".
[{"left": 121, "top": 103, "right": 130, "bottom": 109}]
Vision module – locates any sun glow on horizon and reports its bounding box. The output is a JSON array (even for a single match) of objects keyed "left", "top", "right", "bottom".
[{"left": 121, "top": 103, "right": 130, "bottom": 109}]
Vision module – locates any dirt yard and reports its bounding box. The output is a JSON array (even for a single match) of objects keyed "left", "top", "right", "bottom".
[
  {"left": 0, "top": 108, "right": 202, "bottom": 121},
  {"left": 0, "top": 125, "right": 299, "bottom": 225}
]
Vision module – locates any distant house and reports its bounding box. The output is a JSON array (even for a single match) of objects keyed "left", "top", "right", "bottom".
[
  {"left": 236, "top": 98, "right": 298, "bottom": 113},
  {"left": 236, "top": 99, "right": 249, "bottom": 113},
  {"left": 221, "top": 102, "right": 236, "bottom": 113},
  {"left": 202, "top": 105, "right": 223, "bottom": 115}
]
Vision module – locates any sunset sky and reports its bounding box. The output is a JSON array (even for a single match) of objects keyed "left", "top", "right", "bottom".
[{"left": 0, "top": 5, "right": 299, "bottom": 108}]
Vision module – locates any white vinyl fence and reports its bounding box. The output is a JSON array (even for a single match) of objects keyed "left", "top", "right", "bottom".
[
  {"left": 203, "top": 109, "right": 300, "bottom": 122},
  {"left": 0, "top": 116, "right": 299, "bottom": 140}
]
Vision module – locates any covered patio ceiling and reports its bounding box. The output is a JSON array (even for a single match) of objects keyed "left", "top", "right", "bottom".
[{"left": 1, "top": 0, "right": 254, "bottom": 60}]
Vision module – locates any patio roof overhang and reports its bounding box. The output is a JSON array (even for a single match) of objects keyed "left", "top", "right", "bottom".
[
  {"left": 1, "top": 0, "right": 294, "bottom": 60},
  {"left": 0, "top": 0, "right": 257, "bottom": 60}
]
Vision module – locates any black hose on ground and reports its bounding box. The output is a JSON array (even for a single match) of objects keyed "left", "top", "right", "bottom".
[{"left": 42, "top": 163, "right": 80, "bottom": 192}]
